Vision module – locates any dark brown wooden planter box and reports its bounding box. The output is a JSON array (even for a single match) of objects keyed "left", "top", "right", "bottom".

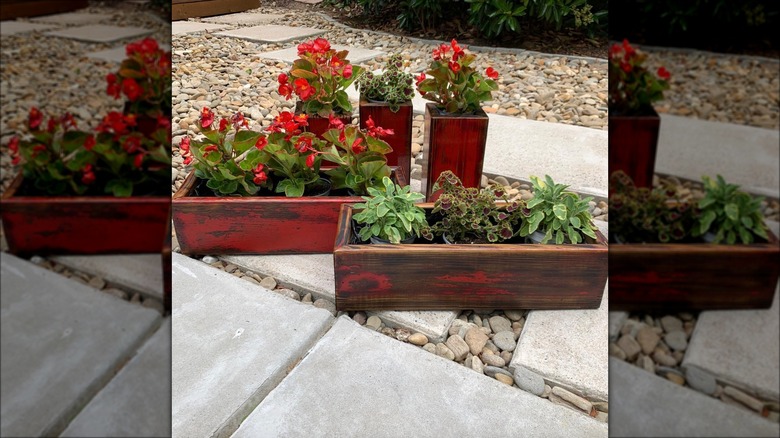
[
  {"left": 609, "top": 107, "right": 660, "bottom": 188},
  {"left": 172, "top": 169, "right": 405, "bottom": 255},
  {"left": 609, "top": 228, "right": 780, "bottom": 311},
  {"left": 333, "top": 203, "right": 608, "bottom": 311},
  {"left": 1, "top": 0, "right": 88, "bottom": 20},
  {"left": 359, "top": 96, "right": 413, "bottom": 184},
  {"left": 421, "top": 103, "right": 489, "bottom": 202},
  {"left": 172, "top": 0, "right": 259, "bottom": 21},
  {"left": 0, "top": 173, "right": 170, "bottom": 255}
]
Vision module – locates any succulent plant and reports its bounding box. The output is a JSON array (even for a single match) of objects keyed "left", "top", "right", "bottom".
[
  {"left": 352, "top": 176, "right": 432, "bottom": 243},
  {"left": 691, "top": 174, "right": 769, "bottom": 244},
  {"left": 356, "top": 54, "right": 414, "bottom": 112},
  {"left": 520, "top": 175, "right": 598, "bottom": 244}
]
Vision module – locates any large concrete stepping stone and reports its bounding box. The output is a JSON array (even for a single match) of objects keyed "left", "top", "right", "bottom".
[
  {"left": 222, "top": 254, "right": 458, "bottom": 343},
  {"left": 172, "top": 20, "right": 230, "bottom": 35},
  {"left": 61, "top": 318, "right": 171, "bottom": 437},
  {"left": 232, "top": 317, "right": 607, "bottom": 437},
  {"left": 202, "top": 13, "right": 283, "bottom": 25},
  {"left": 683, "top": 283, "right": 779, "bottom": 401},
  {"left": 0, "top": 21, "right": 59, "bottom": 35},
  {"left": 171, "top": 253, "right": 334, "bottom": 438},
  {"left": 215, "top": 24, "right": 325, "bottom": 43},
  {"left": 45, "top": 24, "right": 153, "bottom": 43},
  {"left": 260, "top": 44, "right": 384, "bottom": 64},
  {"left": 610, "top": 358, "right": 779, "bottom": 437},
  {"left": 0, "top": 252, "right": 161, "bottom": 438},
  {"left": 30, "top": 12, "right": 111, "bottom": 25},
  {"left": 52, "top": 254, "right": 164, "bottom": 300},
  {"left": 510, "top": 286, "right": 609, "bottom": 401}
]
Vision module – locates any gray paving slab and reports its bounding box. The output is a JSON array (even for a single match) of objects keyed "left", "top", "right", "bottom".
[
  {"left": 656, "top": 114, "right": 780, "bottom": 197},
  {"left": 171, "top": 253, "right": 334, "bottom": 438},
  {"left": 222, "top": 254, "right": 458, "bottom": 343},
  {"left": 609, "top": 357, "right": 779, "bottom": 437},
  {"left": 44, "top": 24, "right": 153, "bottom": 43},
  {"left": 0, "top": 252, "right": 161, "bottom": 438},
  {"left": 202, "top": 13, "right": 283, "bottom": 25},
  {"left": 61, "top": 318, "right": 171, "bottom": 437},
  {"left": 215, "top": 24, "right": 324, "bottom": 43},
  {"left": 172, "top": 20, "right": 230, "bottom": 35},
  {"left": 86, "top": 43, "right": 171, "bottom": 63},
  {"left": 232, "top": 316, "right": 607, "bottom": 437},
  {"left": 510, "top": 285, "right": 609, "bottom": 402},
  {"left": 51, "top": 254, "right": 164, "bottom": 299},
  {"left": 260, "top": 44, "right": 384, "bottom": 64},
  {"left": 0, "top": 21, "right": 60, "bottom": 35},
  {"left": 30, "top": 12, "right": 112, "bottom": 25},
  {"left": 683, "top": 283, "right": 780, "bottom": 401}
]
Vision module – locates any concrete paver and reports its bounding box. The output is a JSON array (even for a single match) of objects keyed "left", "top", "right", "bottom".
[
  {"left": 215, "top": 24, "right": 325, "bottom": 43},
  {"left": 172, "top": 20, "right": 230, "bottom": 35},
  {"left": 61, "top": 318, "right": 171, "bottom": 437},
  {"left": 260, "top": 44, "right": 384, "bottom": 64},
  {"left": 45, "top": 24, "right": 153, "bottom": 43},
  {"left": 171, "top": 253, "right": 334, "bottom": 438},
  {"left": 30, "top": 12, "right": 111, "bottom": 25},
  {"left": 510, "top": 286, "right": 609, "bottom": 401},
  {"left": 202, "top": 13, "right": 283, "bottom": 25},
  {"left": 0, "top": 253, "right": 161, "bottom": 437},
  {"left": 0, "top": 21, "right": 59, "bottom": 35},
  {"left": 609, "top": 357, "right": 779, "bottom": 437},
  {"left": 684, "top": 283, "right": 780, "bottom": 401},
  {"left": 232, "top": 316, "right": 607, "bottom": 437},
  {"left": 52, "top": 254, "right": 164, "bottom": 300}
]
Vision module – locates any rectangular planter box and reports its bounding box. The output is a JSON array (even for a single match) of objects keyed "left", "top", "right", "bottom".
[
  {"left": 0, "top": 173, "right": 170, "bottom": 255},
  {"left": 359, "top": 97, "right": 413, "bottom": 184},
  {"left": 334, "top": 204, "right": 609, "bottom": 311},
  {"left": 421, "top": 103, "right": 489, "bottom": 202},
  {"left": 609, "top": 107, "right": 660, "bottom": 188},
  {"left": 172, "top": 169, "right": 405, "bottom": 255},
  {"left": 610, "top": 228, "right": 780, "bottom": 311}
]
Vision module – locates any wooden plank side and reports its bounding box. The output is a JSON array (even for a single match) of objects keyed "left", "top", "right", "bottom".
[
  {"left": 359, "top": 98, "right": 413, "bottom": 184},
  {"left": 172, "top": 0, "right": 260, "bottom": 20},
  {"left": 0, "top": 0, "right": 88, "bottom": 20}
]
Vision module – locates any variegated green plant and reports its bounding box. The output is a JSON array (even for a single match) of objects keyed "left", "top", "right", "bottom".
[
  {"left": 519, "top": 175, "right": 598, "bottom": 244},
  {"left": 691, "top": 174, "right": 769, "bottom": 244},
  {"left": 352, "top": 177, "right": 432, "bottom": 243}
]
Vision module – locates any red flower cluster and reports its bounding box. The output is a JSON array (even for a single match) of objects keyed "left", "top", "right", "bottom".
[
  {"left": 28, "top": 107, "right": 43, "bottom": 130},
  {"left": 122, "top": 78, "right": 143, "bottom": 102},
  {"left": 486, "top": 67, "right": 499, "bottom": 80},
  {"left": 253, "top": 163, "right": 268, "bottom": 184},
  {"left": 278, "top": 73, "right": 293, "bottom": 100},
  {"left": 81, "top": 164, "right": 96, "bottom": 185},
  {"left": 84, "top": 135, "right": 96, "bottom": 151},
  {"left": 608, "top": 39, "right": 671, "bottom": 114},
  {"left": 126, "top": 37, "right": 159, "bottom": 58},
  {"left": 350, "top": 137, "right": 365, "bottom": 154},
  {"left": 123, "top": 135, "right": 142, "bottom": 154},
  {"left": 200, "top": 107, "right": 215, "bottom": 129},
  {"left": 297, "top": 37, "right": 331, "bottom": 56},
  {"left": 180, "top": 137, "right": 192, "bottom": 165},
  {"left": 106, "top": 73, "right": 121, "bottom": 98},
  {"left": 266, "top": 111, "right": 309, "bottom": 140},
  {"left": 364, "top": 116, "right": 394, "bottom": 138},
  {"left": 255, "top": 136, "right": 268, "bottom": 150},
  {"left": 231, "top": 112, "right": 249, "bottom": 130},
  {"left": 8, "top": 136, "right": 21, "bottom": 165},
  {"left": 97, "top": 111, "right": 137, "bottom": 136}
]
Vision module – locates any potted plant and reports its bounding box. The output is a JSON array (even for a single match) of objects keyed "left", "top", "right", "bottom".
[
  {"left": 518, "top": 175, "right": 599, "bottom": 244},
  {"left": 172, "top": 108, "right": 401, "bottom": 255},
  {"left": 277, "top": 37, "right": 362, "bottom": 138},
  {"left": 608, "top": 171, "right": 779, "bottom": 310},
  {"left": 357, "top": 54, "right": 415, "bottom": 181},
  {"left": 351, "top": 176, "right": 431, "bottom": 244},
  {"left": 415, "top": 39, "right": 499, "bottom": 201},
  {"left": 608, "top": 39, "right": 671, "bottom": 188},
  {"left": 333, "top": 171, "right": 608, "bottom": 310},
  {"left": 1, "top": 41, "right": 171, "bottom": 255}
]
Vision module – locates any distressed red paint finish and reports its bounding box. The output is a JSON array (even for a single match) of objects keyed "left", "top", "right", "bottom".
[
  {"left": 359, "top": 97, "right": 413, "bottom": 183},
  {"left": 0, "top": 173, "right": 169, "bottom": 255},
  {"left": 610, "top": 230, "right": 780, "bottom": 311},
  {"left": 609, "top": 107, "right": 660, "bottom": 188},
  {"left": 421, "top": 103, "right": 489, "bottom": 202},
  {"left": 333, "top": 203, "right": 608, "bottom": 311},
  {"left": 172, "top": 169, "right": 404, "bottom": 255}
]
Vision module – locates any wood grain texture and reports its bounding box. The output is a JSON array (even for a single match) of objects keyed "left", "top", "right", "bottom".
[
  {"left": 420, "top": 103, "right": 489, "bottom": 202},
  {"left": 359, "top": 97, "right": 413, "bottom": 184},
  {"left": 0, "top": 0, "right": 87, "bottom": 20},
  {"left": 334, "top": 204, "right": 608, "bottom": 311},
  {"left": 172, "top": 0, "right": 259, "bottom": 20},
  {"left": 172, "top": 169, "right": 405, "bottom": 255},
  {"left": 0, "top": 173, "right": 169, "bottom": 255},
  {"left": 609, "top": 108, "right": 660, "bottom": 188},
  {"left": 609, "top": 229, "right": 780, "bottom": 311}
]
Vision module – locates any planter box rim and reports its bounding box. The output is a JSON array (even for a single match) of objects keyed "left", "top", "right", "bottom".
[
  {"left": 609, "top": 106, "right": 660, "bottom": 119},
  {"left": 359, "top": 94, "right": 413, "bottom": 106},
  {"left": 425, "top": 102, "right": 488, "bottom": 119}
]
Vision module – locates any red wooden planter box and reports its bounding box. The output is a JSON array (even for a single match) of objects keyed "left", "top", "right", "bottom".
[
  {"left": 609, "top": 107, "right": 660, "bottom": 188},
  {"left": 359, "top": 97, "right": 413, "bottom": 183},
  {"left": 172, "top": 169, "right": 404, "bottom": 255},
  {"left": 610, "top": 228, "right": 780, "bottom": 311},
  {"left": 334, "top": 203, "right": 609, "bottom": 311},
  {"left": 0, "top": 173, "right": 170, "bottom": 255},
  {"left": 421, "top": 103, "right": 489, "bottom": 202}
]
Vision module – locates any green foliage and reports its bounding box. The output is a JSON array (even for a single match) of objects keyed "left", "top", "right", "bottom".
[
  {"left": 397, "top": 0, "right": 444, "bottom": 33},
  {"left": 519, "top": 174, "right": 597, "bottom": 244},
  {"left": 320, "top": 125, "right": 393, "bottom": 195},
  {"left": 356, "top": 54, "right": 415, "bottom": 112},
  {"left": 352, "top": 177, "right": 432, "bottom": 243},
  {"left": 608, "top": 40, "right": 670, "bottom": 115},
  {"left": 691, "top": 175, "right": 769, "bottom": 244},
  {"left": 429, "top": 170, "right": 523, "bottom": 243}
]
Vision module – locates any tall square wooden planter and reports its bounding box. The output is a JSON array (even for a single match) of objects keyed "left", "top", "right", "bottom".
[
  {"left": 609, "top": 228, "right": 780, "bottom": 311},
  {"left": 421, "top": 103, "right": 488, "bottom": 202},
  {"left": 333, "top": 204, "right": 608, "bottom": 311},
  {"left": 172, "top": 170, "right": 404, "bottom": 255},
  {"left": 609, "top": 107, "right": 660, "bottom": 188},
  {"left": 359, "top": 97, "right": 413, "bottom": 183},
  {"left": 1, "top": 173, "right": 170, "bottom": 255}
]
